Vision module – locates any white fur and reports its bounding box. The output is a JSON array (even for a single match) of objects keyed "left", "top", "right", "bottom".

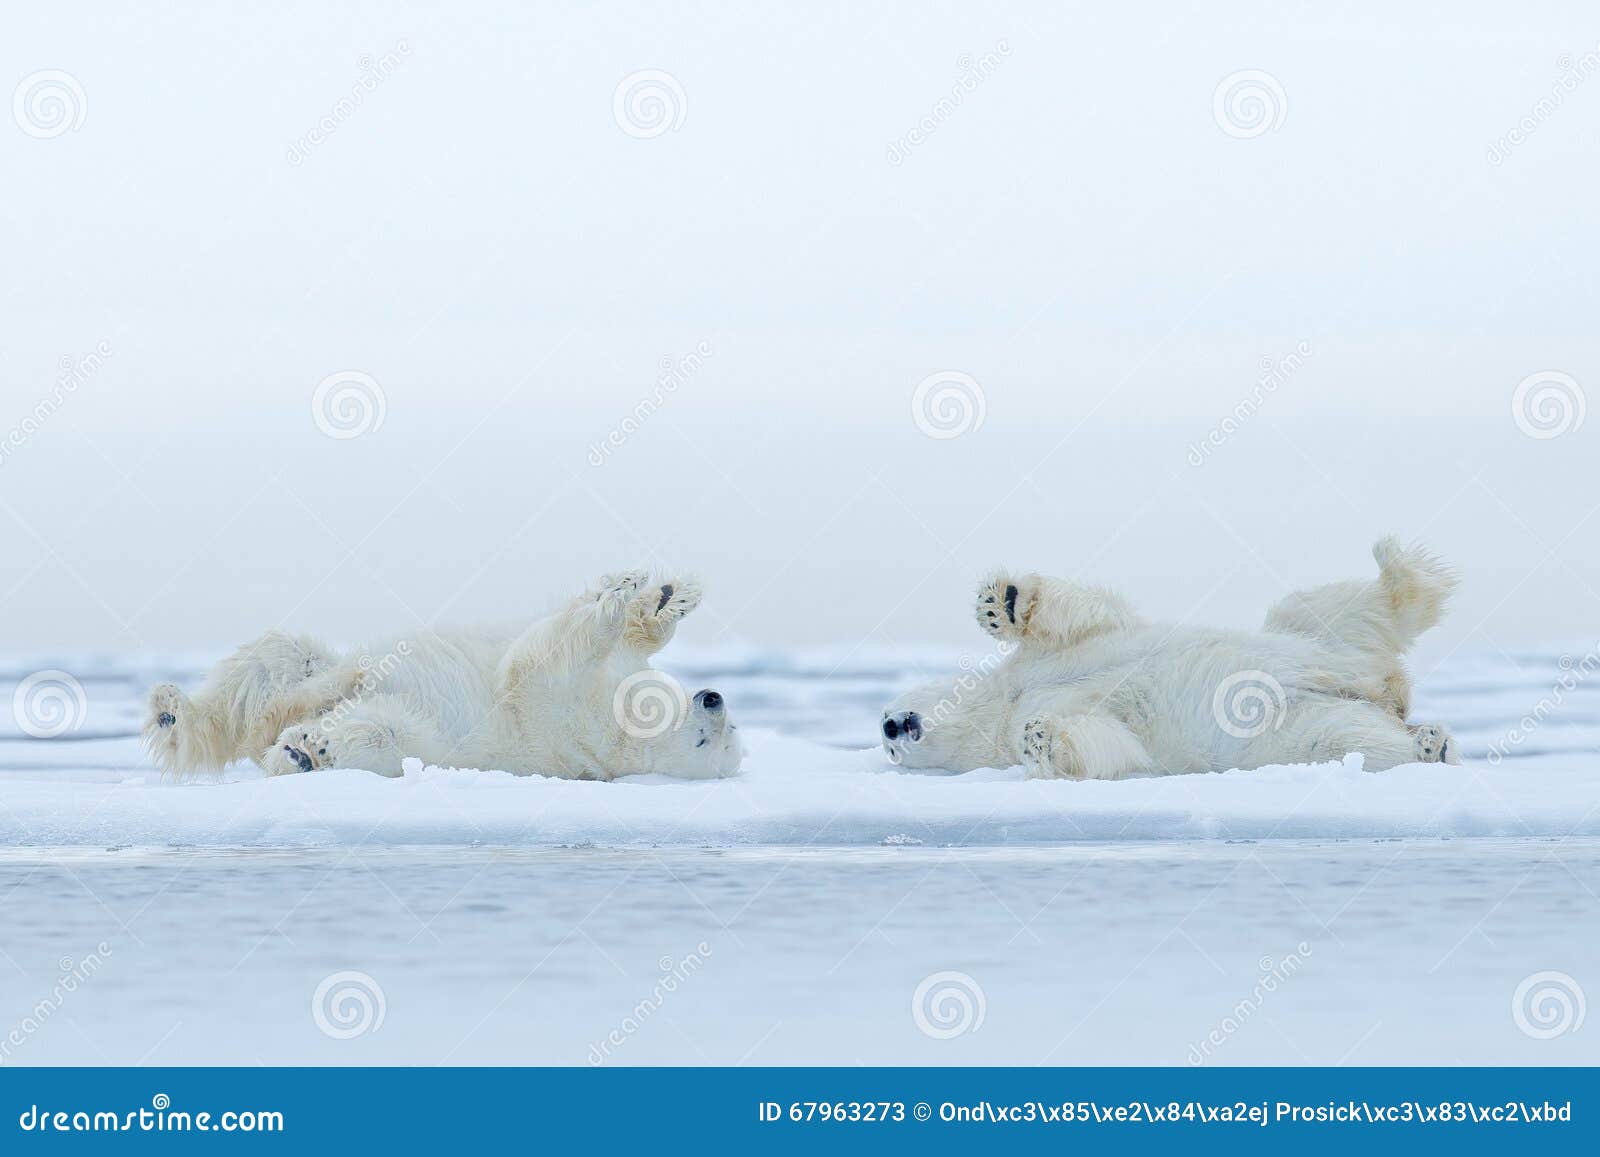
[
  {"left": 143, "top": 572, "right": 743, "bottom": 781},
  {"left": 883, "top": 538, "right": 1461, "bottom": 778}
]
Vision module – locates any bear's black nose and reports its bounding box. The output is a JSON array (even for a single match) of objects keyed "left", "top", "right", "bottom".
[
  {"left": 695, "top": 689, "right": 723, "bottom": 712},
  {"left": 883, "top": 711, "right": 922, "bottom": 742}
]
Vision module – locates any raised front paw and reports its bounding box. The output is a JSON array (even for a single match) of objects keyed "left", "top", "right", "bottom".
[
  {"left": 976, "top": 572, "right": 1037, "bottom": 641},
  {"left": 594, "top": 570, "right": 648, "bottom": 603},
  {"left": 1019, "top": 716, "right": 1085, "bottom": 780},
  {"left": 624, "top": 577, "right": 703, "bottom": 650},
  {"left": 637, "top": 577, "right": 702, "bottom": 623},
  {"left": 265, "top": 724, "right": 336, "bottom": 776}
]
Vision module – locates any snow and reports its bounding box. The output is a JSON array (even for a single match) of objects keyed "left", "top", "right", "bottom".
[
  {"left": 2, "top": 645, "right": 1597, "bottom": 848},
  {"left": 3, "top": 734, "right": 1598, "bottom": 849}
]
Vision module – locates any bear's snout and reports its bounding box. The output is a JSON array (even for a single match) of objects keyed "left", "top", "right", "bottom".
[{"left": 883, "top": 711, "right": 921, "bottom": 742}]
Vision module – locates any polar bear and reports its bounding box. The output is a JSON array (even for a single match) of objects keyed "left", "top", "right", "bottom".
[
  {"left": 143, "top": 572, "right": 743, "bottom": 781},
  {"left": 880, "top": 538, "right": 1460, "bottom": 778}
]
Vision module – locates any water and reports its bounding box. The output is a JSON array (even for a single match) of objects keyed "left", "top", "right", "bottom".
[{"left": 2, "top": 840, "right": 1595, "bottom": 1066}]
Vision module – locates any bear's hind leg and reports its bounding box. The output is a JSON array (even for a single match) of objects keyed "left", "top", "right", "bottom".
[
  {"left": 1263, "top": 538, "right": 1457, "bottom": 719},
  {"left": 1409, "top": 721, "right": 1460, "bottom": 765},
  {"left": 144, "top": 630, "right": 352, "bottom": 777},
  {"left": 143, "top": 681, "right": 239, "bottom": 777},
  {"left": 1017, "top": 713, "right": 1154, "bottom": 780},
  {"left": 1262, "top": 698, "right": 1423, "bottom": 772},
  {"left": 264, "top": 693, "right": 449, "bottom": 779}
]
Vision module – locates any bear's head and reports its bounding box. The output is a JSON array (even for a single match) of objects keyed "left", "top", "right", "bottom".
[
  {"left": 608, "top": 675, "right": 744, "bottom": 779},
  {"left": 879, "top": 672, "right": 1009, "bottom": 772}
]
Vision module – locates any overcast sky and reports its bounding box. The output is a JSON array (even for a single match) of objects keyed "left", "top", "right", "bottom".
[{"left": 3, "top": 2, "right": 1597, "bottom": 665}]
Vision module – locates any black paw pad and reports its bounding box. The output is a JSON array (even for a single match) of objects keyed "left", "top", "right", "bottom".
[
  {"left": 157, "top": 712, "right": 176, "bottom": 728},
  {"left": 1003, "top": 584, "right": 1018, "bottom": 624},
  {"left": 656, "top": 584, "right": 674, "bottom": 613}
]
